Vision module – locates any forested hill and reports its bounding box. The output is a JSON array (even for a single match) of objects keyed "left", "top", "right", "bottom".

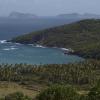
[{"left": 11, "top": 19, "right": 100, "bottom": 59}]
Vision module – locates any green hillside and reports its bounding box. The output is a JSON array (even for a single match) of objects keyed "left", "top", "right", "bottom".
[{"left": 11, "top": 19, "right": 100, "bottom": 59}]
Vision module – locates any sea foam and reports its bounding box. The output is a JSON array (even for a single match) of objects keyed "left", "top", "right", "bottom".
[
  {"left": 0, "top": 40, "right": 7, "bottom": 44},
  {"left": 35, "top": 44, "right": 46, "bottom": 48},
  {"left": 3, "top": 47, "right": 18, "bottom": 51}
]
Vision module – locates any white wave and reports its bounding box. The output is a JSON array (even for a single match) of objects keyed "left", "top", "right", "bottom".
[
  {"left": 14, "top": 43, "right": 22, "bottom": 45},
  {"left": 3, "top": 48, "right": 11, "bottom": 51},
  {"left": 3, "top": 47, "right": 18, "bottom": 51},
  {"left": 61, "top": 48, "right": 70, "bottom": 51},
  {"left": 10, "top": 47, "right": 18, "bottom": 50},
  {"left": 35, "top": 45, "right": 46, "bottom": 48},
  {"left": 60, "top": 48, "right": 74, "bottom": 52},
  {"left": 0, "top": 40, "right": 7, "bottom": 44}
]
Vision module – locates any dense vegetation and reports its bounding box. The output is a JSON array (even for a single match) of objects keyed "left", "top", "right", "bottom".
[
  {"left": 37, "top": 83, "right": 100, "bottom": 100},
  {"left": 0, "top": 92, "right": 32, "bottom": 100},
  {"left": 1, "top": 83, "right": 100, "bottom": 100},
  {"left": 11, "top": 19, "right": 100, "bottom": 59},
  {"left": 0, "top": 60, "right": 99, "bottom": 99},
  {"left": 36, "top": 85, "right": 79, "bottom": 100},
  {"left": 0, "top": 60, "right": 99, "bottom": 87}
]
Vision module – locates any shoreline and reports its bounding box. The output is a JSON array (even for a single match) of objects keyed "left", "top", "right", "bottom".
[
  {"left": 4, "top": 40, "right": 74, "bottom": 52},
  {"left": 1, "top": 40, "right": 84, "bottom": 59}
]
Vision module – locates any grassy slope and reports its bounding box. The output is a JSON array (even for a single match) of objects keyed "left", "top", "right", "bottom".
[
  {"left": 11, "top": 19, "right": 100, "bottom": 59},
  {"left": 0, "top": 82, "right": 38, "bottom": 98}
]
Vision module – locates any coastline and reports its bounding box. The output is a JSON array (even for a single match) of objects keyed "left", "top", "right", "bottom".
[
  {"left": 0, "top": 40, "right": 84, "bottom": 65},
  {"left": 6, "top": 40, "right": 85, "bottom": 59}
]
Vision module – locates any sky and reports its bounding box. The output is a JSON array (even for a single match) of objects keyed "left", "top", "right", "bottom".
[{"left": 0, "top": 0, "right": 100, "bottom": 16}]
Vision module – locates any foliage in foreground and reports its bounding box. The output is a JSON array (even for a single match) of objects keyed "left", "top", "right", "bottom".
[
  {"left": 37, "top": 83, "right": 100, "bottom": 100},
  {"left": 0, "top": 60, "right": 99, "bottom": 99},
  {"left": 87, "top": 80, "right": 100, "bottom": 100},
  {"left": 0, "top": 92, "right": 32, "bottom": 100},
  {"left": 0, "top": 81, "right": 100, "bottom": 100},
  {"left": 36, "top": 85, "right": 79, "bottom": 100},
  {"left": 0, "top": 60, "right": 99, "bottom": 87}
]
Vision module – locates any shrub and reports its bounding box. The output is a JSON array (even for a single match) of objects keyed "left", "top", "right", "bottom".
[
  {"left": 87, "top": 81, "right": 100, "bottom": 100},
  {"left": 4, "top": 92, "right": 32, "bottom": 100},
  {"left": 36, "top": 85, "right": 79, "bottom": 100}
]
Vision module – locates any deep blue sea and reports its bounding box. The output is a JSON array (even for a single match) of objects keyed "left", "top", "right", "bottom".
[{"left": 0, "top": 40, "right": 83, "bottom": 64}]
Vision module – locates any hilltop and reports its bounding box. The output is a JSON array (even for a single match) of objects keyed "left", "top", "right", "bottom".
[{"left": 11, "top": 19, "right": 100, "bottom": 59}]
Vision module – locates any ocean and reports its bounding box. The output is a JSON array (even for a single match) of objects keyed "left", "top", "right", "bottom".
[{"left": 0, "top": 40, "right": 83, "bottom": 64}]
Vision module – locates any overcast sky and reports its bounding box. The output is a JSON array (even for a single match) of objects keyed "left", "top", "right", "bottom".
[{"left": 0, "top": 0, "right": 100, "bottom": 16}]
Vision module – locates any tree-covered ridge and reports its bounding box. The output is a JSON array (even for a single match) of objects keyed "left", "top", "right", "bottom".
[{"left": 11, "top": 19, "right": 100, "bottom": 59}]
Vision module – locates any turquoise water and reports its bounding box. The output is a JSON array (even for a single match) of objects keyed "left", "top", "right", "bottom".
[{"left": 0, "top": 40, "right": 83, "bottom": 64}]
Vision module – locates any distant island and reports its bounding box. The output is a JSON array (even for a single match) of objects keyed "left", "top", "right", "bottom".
[
  {"left": 11, "top": 19, "right": 100, "bottom": 59},
  {"left": 8, "top": 12, "right": 100, "bottom": 19},
  {"left": 8, "top": 12, "right": 38, "bottom": 19},
  {"left": 1, "top": 12, "right": 100, "bottom": 19},
  {"left": 57, "top": 13, "right": 100, "bottom": 19}
]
